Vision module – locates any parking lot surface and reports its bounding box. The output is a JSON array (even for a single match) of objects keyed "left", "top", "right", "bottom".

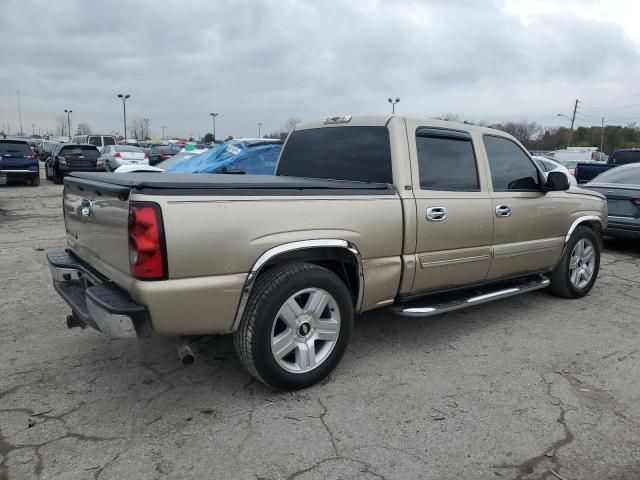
[{"left": 1, "top": 174, "right": 639, "bottom": 480}]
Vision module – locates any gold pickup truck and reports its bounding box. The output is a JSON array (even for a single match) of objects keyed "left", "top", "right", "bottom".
[{"left": 48, "top": 116, "right": 607, "bottom": 390}]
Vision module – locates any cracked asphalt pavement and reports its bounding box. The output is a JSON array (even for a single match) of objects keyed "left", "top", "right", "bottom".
[{"left": 1, "top": 174, "right": 640, "bottom": 479}]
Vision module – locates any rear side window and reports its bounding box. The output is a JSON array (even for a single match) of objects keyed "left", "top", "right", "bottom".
[
  {"left": 0, "top": 141, "right": 31, "bottom": 154},
  {"left": 88, "top": 136, "right": 102, "bottom": 146},
  {"left": 610, "top": 150, "right": 640, "bottom": 165},
  {"left": 416, "top": 129, "right": 479, "bottom": 191},
  {"left": 277, "top": 127, "right": 393, "bottom": 184},
  {"left": 484, "top": 135, "right": 540, "bottom": 191},
  {"left": 103, "top": 137, "right": 116, "bottom": 146}
]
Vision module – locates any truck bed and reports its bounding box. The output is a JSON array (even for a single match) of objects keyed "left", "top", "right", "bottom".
[{"left": 64, "top": 172, "right": 396, "bottom": 196}]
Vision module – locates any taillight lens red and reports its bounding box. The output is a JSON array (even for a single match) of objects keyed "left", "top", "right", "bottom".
[
  {"left": 159, "top": 154, "right": 171, "bottom": 160},
  {"left": 114, "top": 152, "right": 121, "bottom": 158},
  {"left": 24, "top": 151, "right": 36, "bottom": 159},
  {"left": 632, "top": 198, "right": 640, "bottom": 206},
  {"left": 128, "top": 203, "right": 166, "bottom": 280}
]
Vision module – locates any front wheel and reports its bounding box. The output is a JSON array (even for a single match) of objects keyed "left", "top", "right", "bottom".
[
  {"left": 548, "top": 226, "right": 601, "bottom": 298},
  {"left": 53, "top": 167, "right": 63, "bottom": 185},
  {"left": 234, "top": 262, "right": 354, "bottom": 391}
]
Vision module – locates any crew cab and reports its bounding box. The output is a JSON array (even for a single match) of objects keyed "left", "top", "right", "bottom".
[
  {"left": 48, "top": 116, "right": 607, "bottom": 390},
  {"left": 575, "top": 148, "right": 640, "bottom": 184}
]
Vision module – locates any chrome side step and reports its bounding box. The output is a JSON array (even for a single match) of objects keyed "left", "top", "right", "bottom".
[{"left": 393, "top": 275, "right": 550, "bottom": 317}]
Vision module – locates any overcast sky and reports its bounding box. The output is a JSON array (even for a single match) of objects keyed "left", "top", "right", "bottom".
[{"left": 1, "top": 0, "right": 639, "bottom": 139}]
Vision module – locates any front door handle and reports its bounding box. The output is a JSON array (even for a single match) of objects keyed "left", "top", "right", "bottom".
[
  {"left": 426, "top": 206, "right": 447, "bottom": 222},
  {"left": 495, "top": 205, "right": 512, "bottom": 217}
]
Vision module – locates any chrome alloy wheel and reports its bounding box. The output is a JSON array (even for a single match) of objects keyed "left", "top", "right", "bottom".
[
  {"left": 569, "top": 238, "right": 596, "bottom": 289},
  {"left": 270, "top": 288, "right": 341, "bottom": 374}
]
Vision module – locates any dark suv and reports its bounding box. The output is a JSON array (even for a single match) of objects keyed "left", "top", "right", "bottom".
[
  {"left": 0, "top": 139, "right": 40, "bottom": 186},
  {"left": 45, "top": 144, "right": 104, "bottom": 184}
]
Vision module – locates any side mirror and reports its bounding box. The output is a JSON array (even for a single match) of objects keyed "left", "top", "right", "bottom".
[{"left": 544, "top": 171, "right": 570, "bottom": 191}]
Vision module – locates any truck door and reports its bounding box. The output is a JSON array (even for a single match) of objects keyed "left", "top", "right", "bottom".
[
  {"left": 409, "top": 126, "right": 494, "bottom": 294},
  {"left": 481, "top": 134, "right": 564, "bottom": 279}
]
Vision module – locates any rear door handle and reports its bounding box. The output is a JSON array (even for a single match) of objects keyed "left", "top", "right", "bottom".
[
  {"left": 426, "top": 206, "right": 447, "bottom": 222},
  {"left": 495, "top": 205, "right": 512, "bottom": 217}
]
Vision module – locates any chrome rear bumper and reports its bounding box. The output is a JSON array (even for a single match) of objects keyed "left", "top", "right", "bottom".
[{"left": 47, "top": 250, "right": 151, "bottom": 338}]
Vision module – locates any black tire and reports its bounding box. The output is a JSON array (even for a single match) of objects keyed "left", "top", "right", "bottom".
[
  {"left": 234, "top": 262, "right": 354, "bottom": 391},
  {"left": 548, "top": 226, "right": 601, "bottom": 298},
  {"left": 53, "top": 167, "right": 63, "bottom": 185},
  {"left": 31, "top": 176, "right": 40, "bottom": 186},
  {"left": 45, "top": 164, "right": 51, "bottom": 180}
]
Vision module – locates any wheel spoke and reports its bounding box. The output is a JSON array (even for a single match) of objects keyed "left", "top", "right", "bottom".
[
  {"left": 305, "top": 290, "right": 330, "bottom": 320},
  {"left": 315, "top": 319, "right": 339, "bottom": 341},
  {"left": 279, "top": 298, "right": 303, "bottom": 328},
  {"left": 570, "top": 268, "right": 579, "bottom": 285},
  {"left": 296, "top": 340, "right": 316, "bottom": 370},
  {"left": 576, "top": 240, "right": 584, "bottom": 256},
  {"left": 569, "top": 256, "right": 579, "bottom": 269},
  {"left": 272, "top": 330, "right": 296, "bottom": 359},
  {"left": 583, "top": 246, "right": 594, "bottom": 262}
]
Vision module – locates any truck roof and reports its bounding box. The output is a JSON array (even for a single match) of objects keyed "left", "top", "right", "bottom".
[{"left": 295, "top": 115, "right": 513, "bottom": 138}]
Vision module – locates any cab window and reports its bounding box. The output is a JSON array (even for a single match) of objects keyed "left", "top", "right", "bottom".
[{"left": 483, "top": 135, "right": 540, "bottom": 191}]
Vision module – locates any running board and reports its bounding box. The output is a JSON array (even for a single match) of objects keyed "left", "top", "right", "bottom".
[{"left": 393, "top": 275, "right": 550, "bottom": 317}]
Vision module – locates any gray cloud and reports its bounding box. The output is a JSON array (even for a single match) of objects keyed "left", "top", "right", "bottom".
[{"left": 1, "top": 0, "right": 639, "bottom": 138}]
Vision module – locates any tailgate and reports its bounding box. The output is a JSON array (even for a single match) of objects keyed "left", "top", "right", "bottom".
[{"left": 63, "top": 177, "right": 133, "bottom": 284}]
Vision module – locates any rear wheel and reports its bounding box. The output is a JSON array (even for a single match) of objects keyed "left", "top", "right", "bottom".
[
  {"left": 548, "top": 226, "right": 600, "bottom": 298},
  {"left": 234, "top": 262, "right": 354, "bottom": 391},
  {"left": 53, "top": 167, "right": 63, "bottom": 185}
]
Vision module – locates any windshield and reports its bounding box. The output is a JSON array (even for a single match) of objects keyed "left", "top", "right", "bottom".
[
  {"left": 115, "top": 146, "right": 143, "bottom": 153},
  {"left": 0, "top": 141, "right": 31, "bottom": 155},
  {"left": 556, "top": 159, "right": 579, "bottom": 169}
]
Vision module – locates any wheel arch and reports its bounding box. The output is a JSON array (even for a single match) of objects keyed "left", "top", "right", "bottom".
[
  {"left": 232, "top": 240, "right": 363, "bottom": 331},
  {"left": 565, "top": 215, "right": 603, "bottom": 243}
]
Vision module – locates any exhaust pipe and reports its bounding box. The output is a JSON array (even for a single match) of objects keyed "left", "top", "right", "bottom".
[{"left": 177, "top": 338, "right": 195, "bottom": 365}]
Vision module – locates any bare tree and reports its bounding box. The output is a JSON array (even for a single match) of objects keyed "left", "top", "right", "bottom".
[
  {"left": 77, "top": 123, "right": 92, "bottom": 135},
  {"left": 436, "top": 113, "right": 460, "bottom": 122},
  {"left": 55, "top": 115, "right": 67, "bottom": 136},
  {"left": 128, "top": 117, "right": 146, "bottom": 140},
  {"left": 285, "top": 118, "right": 301, "bottom": 131},
  {"left": 493, "top": 121, "right": 542, "bottom": 144}
]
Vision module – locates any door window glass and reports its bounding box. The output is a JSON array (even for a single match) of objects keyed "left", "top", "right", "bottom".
[{"left": 484, "top": 135, "right": 540, "bottom": 191}]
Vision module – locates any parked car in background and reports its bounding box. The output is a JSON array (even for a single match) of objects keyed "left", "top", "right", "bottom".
[
  {"left": 38, "top": 141, "right": 59, "bottom": 161},
  {"left": 0, "top": 139, "right": 40, "bottom": 185},
  {"left": 100, "top": 145, "right": 148, "bottom": 171},
  {"left": 148, "top": 144, "right": 182, "bottom": 165},
  {"left": 71, "top": 135, "right": 117, "bottom": 149},
  {"left": 114, "top": 149, "right": 208, "bottom": 173},
  {"left": 574, "top": 148, "right": 640, "bottom": 184},
  {"left": 532, "top": 156, "right": 577, "bottom": 187},
  {"left": 583, "top": 163, "right": 640, "bottom": 239},
  {"left": 554, "top": 147, "right": 606, "bottom": 163},
  {"left": 45, "top": 144, "right": 104, "bottom": 184}
]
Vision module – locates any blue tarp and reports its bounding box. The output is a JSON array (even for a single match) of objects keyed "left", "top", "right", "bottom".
[{"left": 165, "top": 140, "right": 281, "bottom": 175}]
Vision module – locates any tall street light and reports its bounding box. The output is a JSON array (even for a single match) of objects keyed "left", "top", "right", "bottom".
[
  {"left": 388, "top": 97, "right": 400, "bottom": 114},
  {"left": 557, "top": 113, "right": 574, "bottom": 147},
  {"left": 258, "top": 122, "right": 263, "bottom": 138},
  {"left": 64, "top": 109, "right": 72, "bottom": 141},
  {"left": 209, "top": 113, "right": 218, "bottom": 143},
  {"left": 161, "top": 125, "right": 166, "bottom": 140},
  {"left": 143, "top": 118, "right": 150, "bottom": 140},
  {"left": 117, "top": 94, "right": 131, "bottom": 142}
]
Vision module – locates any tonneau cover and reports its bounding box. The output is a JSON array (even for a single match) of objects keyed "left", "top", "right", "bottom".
[{"left": 65, "top": 172, "right": 395, "bottom": 195}]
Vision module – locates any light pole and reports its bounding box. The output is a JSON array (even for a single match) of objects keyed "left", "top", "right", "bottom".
[
  {"left": 143, "top": 118, "right": 150, "bottom": 140},
  {"left": 557, "top": 113, "right": 574, "bottom": 147},
  {"left": 64, "top": 109, "right": 72, "bottom": 141},
  {"left": 161, "top": 125, "right": 166, "bottom": 140},
  {"left": 32, "top": 123, "right": 35, "bottom": 136},
  {"left": 117, "top": 94, "right": 130, "bottom": 142},
  {"left": 388, "top": 97, "right": 400, "bottom": 114},
  {"left": 258, "top": 122, "right": 263, "bottom": 138},
  {"left": 209, "top": 112, "right": 218, "bottom": 143}
]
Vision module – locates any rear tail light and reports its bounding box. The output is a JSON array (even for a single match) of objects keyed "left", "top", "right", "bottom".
[
  {"left": 632, "top": 198, "right": 640, "bottom": 206},
  {"left": 114, "top": 152, "right": 121, "bottom": 158},
  {"left": 591, "top": 152, "right": 596, "bottom": 161},
  {"left": 24, "top": 151, "right": 36, "bottom": 159},
  {"left": 128, "top": 202, "right": 166, "bottom": 280},
  {"left": 159, "top": 154, "right": 171, "bottom": 160},
  {"left": 96, "top": 156, "right": 104, "bottom": 166},
  {"left": 57, "top": 156, "right": 66, "bottom": 165}
]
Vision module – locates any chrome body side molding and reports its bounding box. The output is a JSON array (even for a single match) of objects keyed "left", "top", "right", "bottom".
[{"left": 232, "top": 239, "right": 364, "bottom": 331}]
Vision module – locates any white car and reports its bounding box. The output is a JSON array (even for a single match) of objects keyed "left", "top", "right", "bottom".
[
  {"left": 114, "top": 149, "right": 207, "bottom": 173},
  {"left": 532, "top": 156, "right": 577, "bottom": 187},
  {"left": 101, "top": 145, "right": 149, "bottom": 171}
]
